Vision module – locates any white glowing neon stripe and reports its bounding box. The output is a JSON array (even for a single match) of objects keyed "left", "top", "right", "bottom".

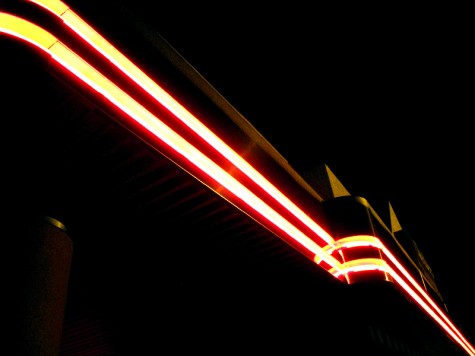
[
  {"left": 0, "top": 13, "right": 341, "bottom": 271},
  {"left": 27, "top": 0, "right": 336, "bottom": 247}
]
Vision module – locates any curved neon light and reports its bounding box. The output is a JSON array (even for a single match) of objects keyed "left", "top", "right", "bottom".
[
  {"left": 0, "top": 12, "right": 341, "bottom": 270},
  {"left": 27, "top": 0, "right": 336, "bottom": 248},
  {"left": 330, "top": 258, "right": 388, "bottom": 276},
  {"left": 1, "top": 6, "right": 474, "bottom": 355},
  {"left": 323, "top": 235, "right": 475, "bottom": 356}
]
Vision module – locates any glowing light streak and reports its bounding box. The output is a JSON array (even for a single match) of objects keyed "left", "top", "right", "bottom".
[
  {"left": 330, "top": 258, "right": 388, "bottom": 277},
  {"left": 0, "top": 12, "right": 341, "bottom": 271},
  {"left": 27, "top": 0, "right": 336, "bottom": 247},
  {"left": 315, "top": 235, "right": 383, "bottom": 263}
]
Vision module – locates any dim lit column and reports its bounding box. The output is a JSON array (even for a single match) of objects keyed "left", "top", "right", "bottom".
[{"left": 17, "top": 215, "right": 73, "bottom": 356}]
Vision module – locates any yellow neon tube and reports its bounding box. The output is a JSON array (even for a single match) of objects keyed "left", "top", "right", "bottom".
[
  {"left": 0, "top": 11, "right": 57, "bottom": 49},
  {"left": 314, "top": 235, "right": 383, "bottom": 264},
  {"left": 324, "top": 235, "right": 383, "bottom": 253},
  {"left": 0, "top": 12, "right": 341, "bottom": 271},
  {"left": 28, "top": 0, "right": 336, "bottom": 248},
  {"left": 330, "top": 258, "right": 388, "bottom": 277}
]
